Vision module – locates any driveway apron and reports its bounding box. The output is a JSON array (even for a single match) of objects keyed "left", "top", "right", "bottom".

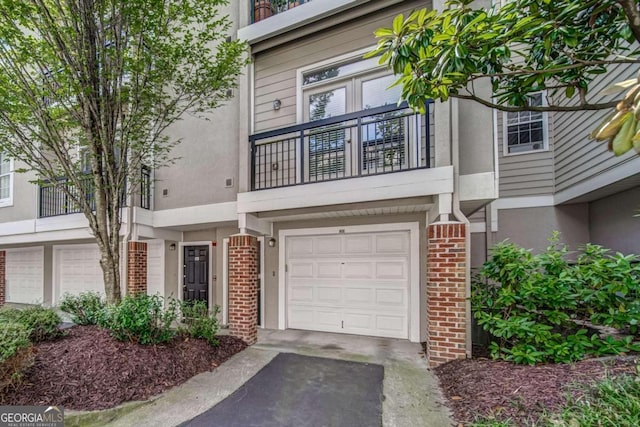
[{"left": 181, "top": 353, "right": 384, "bottom": 427}]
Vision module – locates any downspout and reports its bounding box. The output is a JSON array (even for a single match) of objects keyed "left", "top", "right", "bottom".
[
  {"left": 448, "top": 97, "right": 473, "bottom": 359},
  {"left": 122, "top": 180, "right": 135, "bottom": 297}
]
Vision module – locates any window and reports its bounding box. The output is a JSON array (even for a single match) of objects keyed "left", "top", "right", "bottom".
[
  {"left": 0, "top": 153, "right": 13, "bottom": 207},
  {"left": 504, "top": 92, "right": 548, "bottom": 155}
]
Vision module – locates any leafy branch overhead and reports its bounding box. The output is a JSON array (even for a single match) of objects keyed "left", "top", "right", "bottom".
[{"left": 369, "top": 0, "right": 640, "bottom": 155}]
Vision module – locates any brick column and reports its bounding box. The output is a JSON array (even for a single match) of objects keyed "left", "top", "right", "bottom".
[
  {"left": 127, "top": 242, "right": 147, "bottom": 295},
  {"left": 427, "top": 222, "right": 467, "bottom": 367},
  {"left": 0, "top": 251, "right": 5, "bottom": 306},
  {"left": 228, "top": 234, "right": 259, "bottom": 345}
]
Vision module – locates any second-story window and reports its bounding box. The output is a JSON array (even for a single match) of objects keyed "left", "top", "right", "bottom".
[
  {"left": 504, "top": 92, "right": 548, "bottom": 155},
  {"left": 0, "top": 152, "right": 13, "bottom": 207}
]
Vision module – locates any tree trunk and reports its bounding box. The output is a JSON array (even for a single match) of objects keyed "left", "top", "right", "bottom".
[{"left": 98, "top": 246, "right": 121, "bottom": 304}]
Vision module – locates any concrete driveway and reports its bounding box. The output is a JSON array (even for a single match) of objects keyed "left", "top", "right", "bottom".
[{"left": 90, "top": 329, "right": 452, "bottom": 427}]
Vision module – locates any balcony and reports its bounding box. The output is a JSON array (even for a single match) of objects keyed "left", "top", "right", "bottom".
[
  {"left": 249, "top": 102, "right": 434, "bottom": 191},
  {"left": 38, "top": 167, "right": 151, "bottom": 218},
  {"left": 251, "top": 0, "right": 312, "bottom": 23}
]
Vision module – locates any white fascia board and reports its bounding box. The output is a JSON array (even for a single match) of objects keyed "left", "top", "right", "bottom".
[
  {"left": 35, "top": 213, "right": 90, "bottom": 232},
  {"left": 0, "top": 228, "right": 94, "bottom": 245},
  {"left": 459, "top": 172, "right": 497, "bottom": 201},
  {"left": 0, "top": 220, "right": 36, "bottom": 236},
  {"left": 237, "top": 166, "right": 454, "bottom": 214},
  {"left": 237, "top": 0, "right": 391, "bottom": 44},
  {"left": 554, "top": 156, "right": 640, "bottom": 204},
  {"left": 136, "top": 224, "right": 182, "bottom": 242},
  {"left": 152, "top": 201, "right": 237, "bottom": 229}
]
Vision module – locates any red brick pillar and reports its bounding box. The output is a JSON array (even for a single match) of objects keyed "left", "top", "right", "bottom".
[
  {"left": 0, "top": 251, "right": 5, "bottom": 306},
  {"left": 228, "top": 234, "right": 259, "bottom": 345},
  {"left": 427, "top": 222, "right": 467, "bottom": 367},
  {"left": 127, "top": 242, "right": 147, "bottom": 295}
]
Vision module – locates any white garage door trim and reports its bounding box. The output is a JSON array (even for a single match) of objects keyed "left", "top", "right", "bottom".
[
  {"left": 279, "top": 222, "right": 420, "bottom": 342},
  {"left": 5, "top": 247, "right": 45, "bottom": 305}
]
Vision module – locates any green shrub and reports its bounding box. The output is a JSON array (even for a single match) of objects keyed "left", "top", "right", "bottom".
[
  {"left": 0, "top": 306, "right": 61, "bottom": 343},
  {"left": 102, "top": 294, "right": 178, "bottom": 345},
  {"left": 180, "top": 301, "right": 220, "bottom": 346},
  {"left": 59, "top": 292, "right": 105, "bottom": 326},
  {"left": 0, "top": 322, "right": 35, "bottom": 393},
  {"left": 472, "top": 233, "right": 640, "bottom": 364}
]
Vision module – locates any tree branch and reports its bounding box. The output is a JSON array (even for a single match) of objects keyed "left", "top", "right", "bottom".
[
  {"left": 616, "top": 0, "right": 640, "bottom": 44},
  {"left": 451, "top": 93, "right": 619, "bottom": 112}
]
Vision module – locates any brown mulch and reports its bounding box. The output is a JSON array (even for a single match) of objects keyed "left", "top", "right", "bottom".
[
  {"left": 434, "top": 356, "right": 639, "bottom": 426},
  {"left": 0, "top": 326, "right": 247, "bottom": 411}
]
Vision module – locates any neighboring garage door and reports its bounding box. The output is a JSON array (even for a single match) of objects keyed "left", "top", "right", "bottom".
[
  {"left": 54, "top": 245, "right": 105, "bottom": 303},
  {"left": 6, "top": 247, "right": 44, "bottom": 304},
  {"left": 286, "top": 231, "right": 410, "bottom": 339}
]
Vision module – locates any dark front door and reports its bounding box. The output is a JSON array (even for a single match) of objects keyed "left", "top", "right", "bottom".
[{"left": 184, "top": 245, "right": 209, "bottom": 305}]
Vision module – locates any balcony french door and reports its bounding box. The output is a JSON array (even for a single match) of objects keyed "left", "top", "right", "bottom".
[{"left": 302, "top": 70, "right": 406, "bottom": 182}]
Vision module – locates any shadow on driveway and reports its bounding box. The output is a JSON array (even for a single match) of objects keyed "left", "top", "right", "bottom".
[{"left": 181, "top": 353, "right": 383, "bottom": 427}]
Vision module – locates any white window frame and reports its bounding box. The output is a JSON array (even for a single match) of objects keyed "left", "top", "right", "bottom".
[
  {"left": 502, "top": 92, "right": 549, "bottom": 156},
  {"left": 0, "top": 153, "right": 14, "bottom": 208}
]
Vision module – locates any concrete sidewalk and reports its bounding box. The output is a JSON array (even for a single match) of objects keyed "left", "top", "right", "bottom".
[{"left": 67, "top": 330, "right": 453, "bottom": 427}]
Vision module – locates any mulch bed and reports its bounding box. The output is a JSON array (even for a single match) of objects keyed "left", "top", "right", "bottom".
[
  {"left": 0, "top": 326, "right": 247, "bottom": 411},
  {"left": 435, "top": 355, "right": 639, "bottom": 426}
]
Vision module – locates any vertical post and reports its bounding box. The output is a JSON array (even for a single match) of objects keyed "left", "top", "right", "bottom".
[
  {"left": 0, "top": 251, "right": 5, "bottom": 306},
  {"left": 127, "top": 241, "right": 148, "bottom": 295},
  {"left": 228, "top": 234, "right": 259, "bottom": 345},
  {"left": 427, "top": 222, "right": 467, "bottom": 367}
]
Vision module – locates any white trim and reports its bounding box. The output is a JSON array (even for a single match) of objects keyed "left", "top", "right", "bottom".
[
  {"left": 0, "top": 156, "right": 14, "bottom": 208},
  {"left": 554, "top": 156, "right": 640, "bottom": 204},
  {"left": 152, "top": 201, "right": 237, "bottom": 229},
  {"left": 237, "top": 0, "right": 396, "bottom": 44},
  {"left": 502, "top": 92, "right": 550, "bottom": 157},
  {"left": 278, "top": 222, "right": 421, "bottom": 342},
  {"left": 178, "top": 241, "right": 215, "bottom": 309},
  {"left": 222, "top": 238, "right": 229, "bottom": 326},
  {"left": 258, "top": 236, "right": 265, "bottom": 328},
  {"left": 0, "top": 220, "right": 36, "bottom": 236},
  {"left": 146, "top": 239, "right": 166, "bottom": 298},
  {"left": 0, "top": 228, "right": 95, "bottom": 245}
]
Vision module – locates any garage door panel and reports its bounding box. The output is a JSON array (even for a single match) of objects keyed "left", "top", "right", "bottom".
[
  {"left": 344, "top": 235, "right": 372, "bottom": 254},
  {"left": 56, "top": 245, "right": 105, "bottom": 303},
  {"left": 290, "top": 262, "right": 313, "bottom": 278},
  {"left": 343, "top": 262, "right": 372, "bottom": 279},
  {"left": 287, "top": 230, "right": 411, "bottom": 339},
  {"left": 375, "top": 233, "right": 409, "bottom": 254},
  {"left": 317, "top": 261, "right": 341, "bottom": 278},
  {"left": 6, "top": 248, "right": 44, "bottom": 304}
]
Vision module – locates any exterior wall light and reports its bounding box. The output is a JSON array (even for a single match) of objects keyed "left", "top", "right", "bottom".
[
  {"left": 268, "top": 237, "right": 276, "bottom": 247},
  {"left": 273, "top": 99, "right": 282, "bottom": 110}
]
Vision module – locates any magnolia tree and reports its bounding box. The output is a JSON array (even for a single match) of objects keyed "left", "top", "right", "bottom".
[
  {"left": 369, "top": 0, "right": 640, "bottom": 156},
  {"left": 0, "top": 0, "right": 248, "bottom": 303}
]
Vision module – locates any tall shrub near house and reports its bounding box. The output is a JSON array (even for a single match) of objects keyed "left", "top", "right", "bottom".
[{"left": 472, "top": 234, "right": 640, "bottom": 364}]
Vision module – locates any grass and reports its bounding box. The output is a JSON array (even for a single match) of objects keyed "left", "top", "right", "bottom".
[{"left": 468, "top": 369, "right": 640, "bottom": 427}]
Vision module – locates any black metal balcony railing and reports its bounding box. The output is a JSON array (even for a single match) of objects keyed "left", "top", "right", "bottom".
[
  {"left": 249, "top": 102, "right": 434, "bottom": 191},
  {"left": 38, "top": 168, "right": 151, "bottom": 218},
  {"left": 251, "top": 0, "right": 311, "bottom": 23}
]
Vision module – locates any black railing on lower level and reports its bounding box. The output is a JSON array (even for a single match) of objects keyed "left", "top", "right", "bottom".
[
  {"left": 38, "top": 168, "right": 151, "bottom": 218},
  {"left": 249, "top": 102, "right": 433, "bottom": 191}
]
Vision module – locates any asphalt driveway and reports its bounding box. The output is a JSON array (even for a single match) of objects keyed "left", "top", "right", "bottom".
[{"left": 181, "top": 353, "right": 384, "bottom": 427}]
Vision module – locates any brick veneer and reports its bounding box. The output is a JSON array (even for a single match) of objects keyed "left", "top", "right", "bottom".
[
  {"left": 427, "top": 222, "right": 467, "bottom": 367},
  {"left": 0, "top": 251, "right": 5, "bottom": 306},
  {"left": 228, "top": 234, "right": 259, "bottom": 345},
  {"left": 127, "top": 241, "right": 148, "bottom": 295}
]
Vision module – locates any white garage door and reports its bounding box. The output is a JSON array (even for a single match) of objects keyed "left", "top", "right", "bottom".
[
  {"left": 6, "top": 248, "right": 44, "bottom": 304},
  {"left": 55, "top": 245, "right": 105, "bottom": 303},
  {"left": 286, "top": 231, "right": 410, "bottom": 339}
]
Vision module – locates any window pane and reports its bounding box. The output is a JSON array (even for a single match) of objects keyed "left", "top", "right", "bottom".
[
  {"left": 0, "top": 153, "right": 9, "bottom": 175},
  {"left": 309, "top": 88, "right": 346, "bottom": 121},
  {"left": 0, "top": 175, "right": 9, "bottom": 199},
  {"left": 362, "top": 74, "right": 402, "bottom": 109},
  {"left": 303, "top": 57, "right": 379, "bottom": 85}
]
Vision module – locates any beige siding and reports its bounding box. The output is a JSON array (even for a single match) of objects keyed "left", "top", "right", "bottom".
[
  {"left": 253, "top": 0, "right": 428, "bottom": 132},
  {"left": 498, "top": 110, "right": 555, "bottom": 197},
  {"left": 554, "top": 64, "right": 640, "bottom": 193}
]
